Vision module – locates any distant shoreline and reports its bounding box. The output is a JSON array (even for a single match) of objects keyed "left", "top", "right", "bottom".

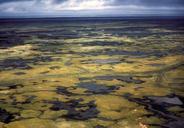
[
  {"left": 0, "top": 16, "right": 184, "bottom": 22},
  {"left": 0, "top": 16, "right": 184, "bottom": 20}
]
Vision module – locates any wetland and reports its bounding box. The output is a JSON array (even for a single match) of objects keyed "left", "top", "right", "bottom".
[{"left": 0, "top": 17, "right": 184, "bottom": 128}]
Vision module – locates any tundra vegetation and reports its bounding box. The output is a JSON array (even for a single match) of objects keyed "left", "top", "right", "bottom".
[{"left": 0, "top": 18, "right": 183, "bottom": 128}]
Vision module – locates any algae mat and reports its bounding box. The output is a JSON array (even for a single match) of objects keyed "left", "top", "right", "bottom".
[{"left": 0, "top": 18, "right": 184, "bottom": 128}]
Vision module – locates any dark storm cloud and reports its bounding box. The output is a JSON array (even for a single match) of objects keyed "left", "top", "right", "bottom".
[
  {"left": 1, "top": 0, "right": 184, "bottom": 7},
  {"left": 0, "top": 0, "right": 29, "bottom": 4},
  {"left": 0, "top": 0, "right": 65, "bottom": 4}
]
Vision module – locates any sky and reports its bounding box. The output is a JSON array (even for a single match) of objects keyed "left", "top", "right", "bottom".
[{"left": 0, "top": 0, "right": 184, "bottom": 17}]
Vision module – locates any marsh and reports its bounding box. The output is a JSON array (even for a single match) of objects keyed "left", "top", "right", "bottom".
[{"left": 0, "top": 17, "right": 184, "bottom": 128}]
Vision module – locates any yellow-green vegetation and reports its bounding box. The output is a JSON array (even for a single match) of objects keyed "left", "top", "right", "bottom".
[{"left": 0, "top": 19, "right": 183, "bottom": 128}]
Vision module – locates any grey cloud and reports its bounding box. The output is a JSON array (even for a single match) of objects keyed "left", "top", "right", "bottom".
[
  {"left": 0, "top": 0, "right": 30, "bottom": 4},
  {"left": 1, "top": 0, "right": 184, "bottom": 7},
  {"left": 114, "top": 0, "right": 184, "bottom": 7},
  {"left": 0, "top": 0, "right": 184, "bottom": 17}
]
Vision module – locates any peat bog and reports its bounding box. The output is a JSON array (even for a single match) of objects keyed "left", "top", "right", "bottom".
[{"left": 0, "top": 18, "right": 184, "bottom": 128}]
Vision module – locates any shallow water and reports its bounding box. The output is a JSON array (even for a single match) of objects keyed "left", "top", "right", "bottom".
[{"left": 0, "top": 18, "right": 184, "bottom": 128}]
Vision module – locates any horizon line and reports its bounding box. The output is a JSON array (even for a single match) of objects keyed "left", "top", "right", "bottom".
[{"left": 0, "top": 15, "right": 184, "bottom": 19}]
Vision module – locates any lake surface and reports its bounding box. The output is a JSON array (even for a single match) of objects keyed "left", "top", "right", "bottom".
[{"left": 0, "top": 17, "right": 184, "bottom": 128}]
